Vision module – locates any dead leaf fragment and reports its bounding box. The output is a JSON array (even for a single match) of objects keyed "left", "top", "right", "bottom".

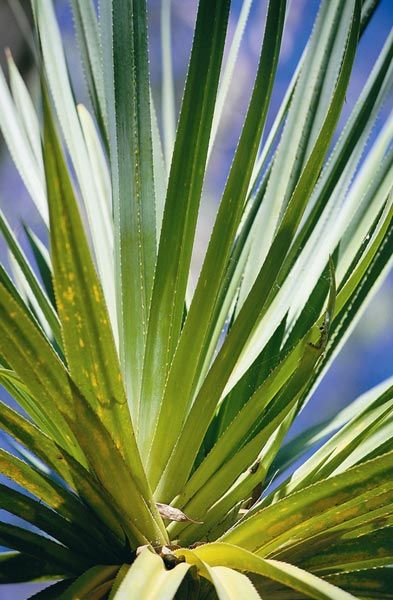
[{"left": 156, "top": 502, "right": 202, "bottom": 523}]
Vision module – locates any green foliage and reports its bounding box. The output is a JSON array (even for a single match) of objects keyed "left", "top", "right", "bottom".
[{"left": 0, "top": 0, "right": 392, "bottom": 597}]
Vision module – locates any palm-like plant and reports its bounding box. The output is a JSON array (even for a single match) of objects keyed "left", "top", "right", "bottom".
[{"left": 0, "top": 0, "right": 392, "bottom": 597}]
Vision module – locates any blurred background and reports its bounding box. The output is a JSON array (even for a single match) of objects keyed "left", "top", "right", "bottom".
[{"left": 0, "top": 0, "right": 392, "bottom": 597}]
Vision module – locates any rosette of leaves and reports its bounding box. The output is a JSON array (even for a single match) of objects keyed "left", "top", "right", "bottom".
[{"left": 0, "top": 0, "right": 392, "bottom": 598}]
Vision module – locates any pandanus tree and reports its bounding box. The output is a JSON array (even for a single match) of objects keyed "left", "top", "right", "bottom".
[{"left": 0, "top": 0, "right": 392, "bottom": 597}]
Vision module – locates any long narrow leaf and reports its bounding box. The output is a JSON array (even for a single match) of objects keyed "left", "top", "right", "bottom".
[
  {"left": 0, "top": 449, "right": 104, "bottom": 543},
  {"left": 149, "top": 0, "right": 286, "bottom": 490},
  {"left": 177, "top": 543, "right": 356, "bottom": 600},
  {"left": 0, "top": 521, "right": 84, "bottom": 574},
  {"left": 139, "top": 0, "right": 231, "bottom": 455},
  {"left": 207, "top": 0, "right": 254, "bottom": 162},
  {"left": 59, "top": 565, "right": 118, "bottom": 600},
  {"left": 100, "top": 0, "right": 157, "bottom": 425},
  {"left": 0, "top": 551, "right": 64, "bottom": 584},
  {"left": 70, "top": 0, "right": 107, "bottom": 143},
  {"left": 0, "top": 210, "right": 61, "bottom": 343},
  {"left": 115, "top": 549, "right": 190, "bottom": 600},
  {"left": 157, "top": 2, "right": 360, "bottom": 501},
  {"left": 43, "top": 87, "right": 139, "bottom": 481},
  {"left": 32, "top": 0, "right": 116, "bottom": 326},
  {"left": 0, "top": 483, "right": 110, "bottom": 563},
  {"left": 221, "top": 451, "right": 393, "bottom": 554},
  {"left": 0, "top": 65, "right": 47, "bottom": 223},
  {"left": 24, "top": 226, "right": 56, "bottom": 308},
  {"left": 6, "top": 50, "right": 43, "bottom": 169},
  {"left": 160, "top": 0, "right": 176, "bottom": 166},
  {"left": 0, "top": 281, "right": 84, "bottom": 460}
]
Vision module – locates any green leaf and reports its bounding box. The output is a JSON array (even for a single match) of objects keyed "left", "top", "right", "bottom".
[
  {"left": 207, "top": 0, "right": 254, "bottom": 162},
  {"left": 204, "top": 30, "right": 392, "bottom": 398},
  {"left": 77, "top": 102, "right": 112, "bottom": 219},
  {"left": 163, "top": 269, "right": 336, "bottom": 518},
  {"left": 70, "top": 0, "right": 108, "bottom": 143},
  {"left": 248, "top": 56, "right": 300, "bottom": 195},
  {"left": 0, "top": 521, "right": 85, "bottom": 575},
  {"left": 0, "top": 391, "right": 75, "bottom": 485},
  {"left": 271, "top": 49, "right": 393, "bottom": 339},
  {"left": 157, "top": 0, "right": 360, "bottom": 502},
  {"left": 139, "top": 0, "right": 231, "bottom": 454},
  {"left": 0, "top": 551, "right": 64, "bottom": 584},
  {"left": 59, "top": 565, "right": 118, "bottom": 600},
  {"left": 100, "top": 0, "right": 157, "bottom": 425},
  {"left": 43, "top": 87, "right": 130, "bottom": 472},
  {"left": 241, "top": 0, "right": 358, "bottom": 296},
  {"left": 270, "top": 377, "right": 391, "bottom": 476},
  {"left": 251, "top": 0, "right": 380, "bottom": 198},
  {"left": 267, "top": 488, "right": 393, "bottom": 562},
  {"left": 170, "top": 322, "right": 324, "bottom": 512},
  {"left": 0, "top": 1, "right": 391, "bottom": 595},
  {"left": 0, "top": 271, "right": 163, "bottom": 548},
  {"left": 300, "top": 198, "right": 393, "bottom": 417},
  {"left": 259, "top": 189, "right": 391, "bottom": 446},
  {"left": 149, "top": 0, "right": 286, "bottom": 493},
  {"left": 268, "top": 489, "right": 393, "bottom": 572},
  {"left": 337, "top": 128, "right": 393, "bottom": 285},
  {"left": 160, "top": 0, "right": 176, "bottom": 166},
  {"left": 288, "top": 35, "right": 392, "bottom": 288},
  {"left": 215, "top": 317, "right": 287, "bottom": 443},
  {"left": 325, "top": 567, "right": 393, "bottom": 599},
  {"left": 340, "top": 413, "right": 393, "bottom": 468},
  {"left": 0, "top": 380, "right": 72, "bottom": 478},
  {"left": 8, "top": 251, "right": 52, "bottom": 341},
  {"left": 0, "top": 483, "right": 108, "bottom": 563},
  {"left": 0, "top": 209, "right": 61, "bottom": 344},
  {"left": 169, "top": 309, "right": 334, "bottom": 543},
  {"left": 0, "top": 368, "right": 57, "bottom": 440},
  {"left": 0, "top": 63, "right": 47, "bottom": 223},
  {"left": 6, "top": 49, "right": 43, "bottom": 170},
  {"left": 0, "top": 449, "right": 106, "bottom": 544},
  {"left": 61, "top": 391, "right": 169, "bottom": 547},
  {"left": 0, "top": 399, "right": 127, "bottom": 548},
  {"left": 108, "top": 564, "right": 129, "bottom": 599},
  {"left": 150, "top": 92, "right": 167, "bottom": 239},
  {"left": 114, "top": 549, "right": 190, "bottom": 599},
  {"left": 301, "top": 526, "right": 393, "bottom": 574},
  {"left": 248, "top": 0, "right": 381, "bottom": 201},
  {"left": 32, "top": 0, "right": 116, "bottom": 325},
  {"left": 360, "top": 0, "right": 382, "bottom": 34},
  {"left": 195, "top": 413, "right": 295, "bottom": 544},
  {"left": 220, "top": 451, "right": 393, "bottom": 555},
  {"left": 207, "top": 565, "right": 261, "bottom": 600},
  {"left": 0, "top": 263, "right": 52, "bottom": 352},
  {"left": 0, "top": 280, "right": 84, "bottom": 460},
  {"left": 176, "top": 543, "right": 356, "bottom": 600},
  {"left": 222, "top": 0, "right": 360, "bottom": 393},
  {"left": 270, "top": 378, "right": 393, "bottom": 502},
  {"left": 42, "top": 86, "right": 168, "bottom": 546},
  {"left": 24, "top": 226, "right": 56, "bottom": 308}
]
